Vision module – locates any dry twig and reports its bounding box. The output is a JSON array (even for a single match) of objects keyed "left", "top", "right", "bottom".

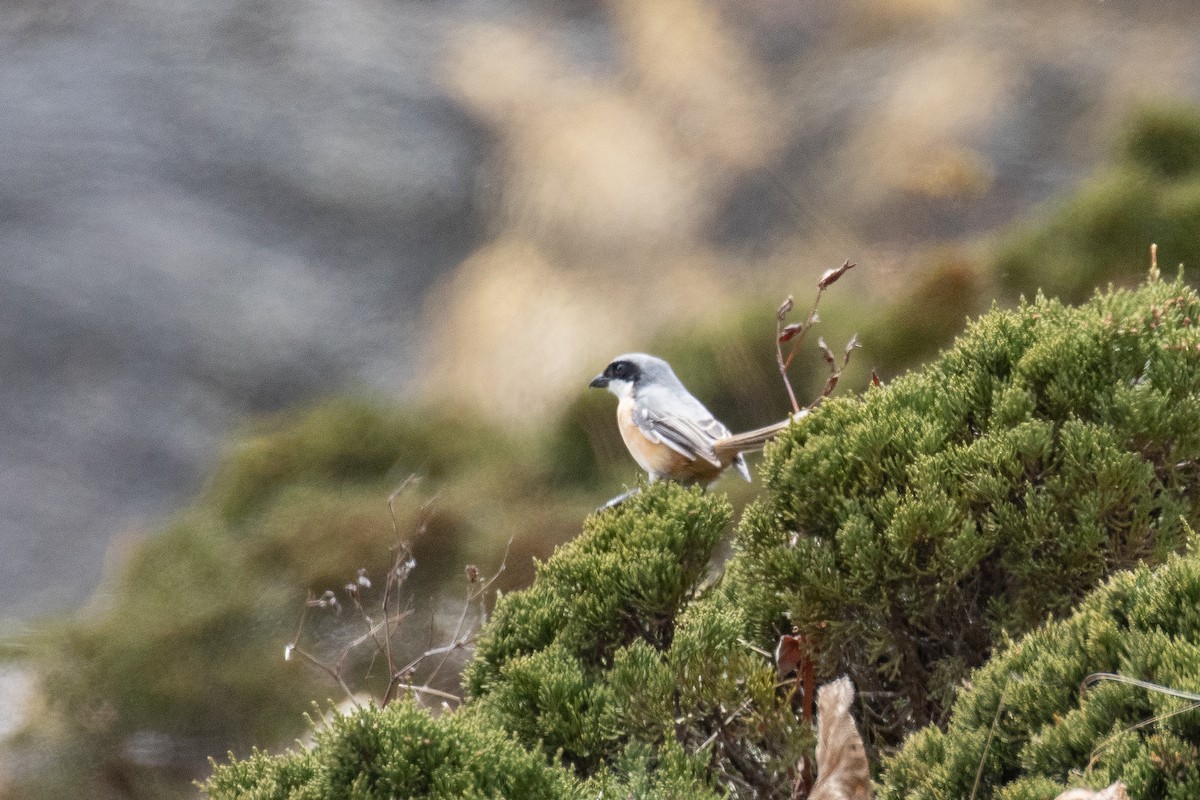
[
  {"left": 285, "top": 477, "right": 512, "bottom": 710},
  {"left": 775, "top": 261, "right": 859, "bottom": 413}
]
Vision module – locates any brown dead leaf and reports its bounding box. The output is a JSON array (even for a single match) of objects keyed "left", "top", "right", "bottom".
[
  {"left": 808, "top": 677, "right": 872, "bottom": 800},
  {"left": 819, "top": 373, "right": 840, "bottom": 399},
  {"left": 842, "top": 334, "right": 860, "bottom": 368},
  {"left": 778, "top": 295, "right": 795, "bottom": 320},
  {"left": 817, "top": 337, "right": 836, "bottom": 369},
  {"left": 779, "top": 322, "right": 804, "bottom": 343},
  {"left": 1053, "top": 783, "right": 1129, "bottom": 800},
  {"left": 775, "top": 633, "right": 806, "bottom": 678}
]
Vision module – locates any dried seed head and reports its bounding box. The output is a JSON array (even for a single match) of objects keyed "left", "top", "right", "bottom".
[
  {"left": 778, "top": 295, "right": 795, "bottom": 320},
  {"left": 818, "top": 337, "right": 836, "bottom": 368},
  {"left": 779, "top": 322, "right": 804, "bottom": 343},
  {"left": 817, "top": 260, "right": 855, "bottom": 290}
]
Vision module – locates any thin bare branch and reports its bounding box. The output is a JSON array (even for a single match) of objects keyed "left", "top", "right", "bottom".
[
  {"left": 694, "top": 697, "right": 755, "bottom": 752},
  {"left": 391, "top": 682, "right": 462, "bottom": 704},
  {"left": 383, "top": 476, "right": 421, "bottom": 682},
  {"left": 1083, "top": 672, "right": 1200, "bottom": 703},
  {"left": 776, "top": 302, "right": 803, "bottom": 415},
  {"left": 1083, "top": 673, "right": 1200, "bottom": 770},
  {"left": 1089, "top": 702, "right": 1200, "bottom": 770},
  {"left": 386, "top": 475, "right": 421, "bottom": 537},
  {"left": 400, "top": 535, "right": 513, "bottom": 695},
  {"left": 290, "top": 645, "right": 360, "bottom": 710},
  {"left": 291, "top": 486, "right": 511, "bottom": 714},
  {"left": 289, "top": 597, "right": 312, "bottom": 654},
  {"left": 423, "top": 580, "right": 476, "bottom": 689},
  {"left": 737, "top": 637, "right": 774, "bottom": 660}
]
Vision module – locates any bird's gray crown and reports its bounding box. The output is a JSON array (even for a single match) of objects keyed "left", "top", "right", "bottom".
[{"left": 609, "top": 353, "right": 681, "bottom": 386}]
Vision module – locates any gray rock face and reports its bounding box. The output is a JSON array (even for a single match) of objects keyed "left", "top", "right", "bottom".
[{"left": 0, "top": 0, "right": 519, "bottom": 614}]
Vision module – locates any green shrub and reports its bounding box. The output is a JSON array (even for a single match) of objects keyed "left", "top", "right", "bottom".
[
  {"left": 465, "top": 482, "right": 732, "bottom": 768},
  {"left": 204, "top": 701, "right": 579, "bottom": 800},
  {"left": 1123, "top": 104, "right": 1200, "bottom": 179},
  {"left": 878, "top": 544, "right": 1200, "bottom": 800},
  {"left": 208, "top": 399, "right": 512, "bottom": 522},
  {"left": 727, "top": 275, "right": 1200, "bottom": 747},
  {"left": 206, "top": 702, "right": 726, "bottom": 800},
  {"left": 866, "top": 252, "right": 985, "bottom": 375},
  {"left": 605, "top": 596, "right": 809, "bottom": 793},
  {"left": 580, "top": 740, "right": 723, "bottom": 800},
  {"left": 34, "top": 513, "right": 311, "bottom": 748}
]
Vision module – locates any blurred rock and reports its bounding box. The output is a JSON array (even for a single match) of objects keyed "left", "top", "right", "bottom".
[{"left": 0, "top": 0, "right": 512, "bottom": 615}]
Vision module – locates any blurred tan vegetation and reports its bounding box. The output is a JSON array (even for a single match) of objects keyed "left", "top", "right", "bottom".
[
  {"left": 421, "top": 0, "right": 1200, "bottom": 423},
  {"left": 4, "top": 0, "right": 1200, "bottom": 796},
  {"left": 427, "top": 0, "right": 784, "bottom": 421}
]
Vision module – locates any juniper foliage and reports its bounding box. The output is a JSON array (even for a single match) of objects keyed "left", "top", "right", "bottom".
[
  {"left": 466, "top": 483, "right": 807, "bottom": 787},
  {"left": 206, "top": 483, "right": 807, "bottom": 798},
  {"left": 878, "top": 544, "right": 1200, "bottom": 800},
  {"left": 727, "top": 276, "right": 1200, "bottom": 745},
  {"left": 203, "top": 701, "right": 577, "bottom": 800}
]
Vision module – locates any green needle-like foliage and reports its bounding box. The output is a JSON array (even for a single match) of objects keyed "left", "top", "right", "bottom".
[
  {"left": 27, "top": 104, "right": 1200, "bottom": 800},
  {"left": 728, "top": 275, "right": 1200, "bottom": 746},
  {"left": 465, "top": 482, "right": 731, "bottom": 769},
  {"left": 878, "top": 544, "right": 1200, "bottom": 800},
  {"left": 207, "top": 482, "right": 808, "bottom": 798},
  {"left": 203, "top": 701, "right": 578, "bottom": 800}
]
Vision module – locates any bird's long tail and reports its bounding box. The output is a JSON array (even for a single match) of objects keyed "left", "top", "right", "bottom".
[{"left": 713, "top": 410, "right": 808, "bottom": 458}]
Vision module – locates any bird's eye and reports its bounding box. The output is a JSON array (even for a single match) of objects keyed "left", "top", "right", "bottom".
[{"left": 613, "top": 363, "right": 627, "bottom": 379}]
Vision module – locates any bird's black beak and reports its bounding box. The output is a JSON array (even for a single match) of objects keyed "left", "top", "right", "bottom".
[{"left": 589, "top": 374, "right": 609, "bottom": 389}]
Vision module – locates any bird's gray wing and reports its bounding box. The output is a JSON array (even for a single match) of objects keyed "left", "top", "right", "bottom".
[{"left": 632, "top": 403, "right": 727, "bottom": 467}]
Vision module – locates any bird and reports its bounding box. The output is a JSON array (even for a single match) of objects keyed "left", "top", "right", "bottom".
[{"left": 589, "top": 353, "right": 801, "bottom": 504}]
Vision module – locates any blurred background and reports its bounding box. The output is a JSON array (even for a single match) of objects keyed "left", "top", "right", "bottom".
[{"left": 2, "top": 0, "right": 1200, "bottom": 796}]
